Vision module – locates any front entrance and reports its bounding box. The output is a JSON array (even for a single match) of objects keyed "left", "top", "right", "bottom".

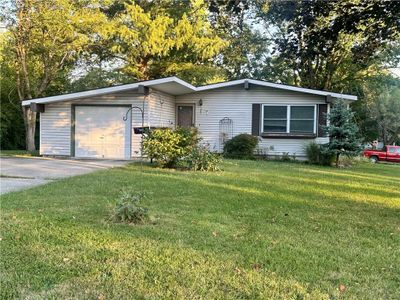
[
  {"left": 73, "top": 106, "right": 131, "bottom": 159},
  {"left": 177, "top": 105, "right": 195, "bottom": 128}
]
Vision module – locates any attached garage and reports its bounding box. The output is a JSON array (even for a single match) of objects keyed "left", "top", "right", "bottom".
[{"left": 73, "top": 106, "right": 131, "bottom": 159}]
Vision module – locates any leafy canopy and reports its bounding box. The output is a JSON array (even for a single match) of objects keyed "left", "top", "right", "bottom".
[{"left": 107, "top": 0, "right": 228, "bottom": 83}]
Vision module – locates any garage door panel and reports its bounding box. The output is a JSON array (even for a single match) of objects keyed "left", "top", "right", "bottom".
[{"left": 74, "top": 106, "right": 131, "bottom": 159}]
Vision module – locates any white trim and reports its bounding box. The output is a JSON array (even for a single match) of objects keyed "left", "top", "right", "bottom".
[
  {"left": 197, "top": 79, "right": 357, "bottom": 100},
  {"left": 22, "top": 77, "right": 357, "bottom": 106},
  {"left": 262, "top": 104, "right": 316, "bottom": 134},
  {"left": 22, "top": 77, "right": 196, "bottom": 106}
]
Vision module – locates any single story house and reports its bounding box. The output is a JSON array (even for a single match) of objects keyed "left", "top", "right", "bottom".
[{"left": 22, "top": 77, "right": 357, "bottom": 160}]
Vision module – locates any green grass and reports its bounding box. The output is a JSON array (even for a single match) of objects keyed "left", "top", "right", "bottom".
[
  {"left": 0, "top": 150, "right": 39, "bottom": 157},
  {"left": 1, "top": 160, "right": 399, "bottom": 299}
]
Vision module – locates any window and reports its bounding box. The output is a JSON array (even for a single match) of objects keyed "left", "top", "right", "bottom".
[
  {"left": 290, "top": 106, "right": 315, "bottom": 133},
  {"left": 263, "top": 106, "right": 287, "bottom": 132},
  {"left": 263, "top": 105, "right": 315, "bottom": 134},
  {"left": 389, "top": 147, "right": 396, "bottom": 153}
]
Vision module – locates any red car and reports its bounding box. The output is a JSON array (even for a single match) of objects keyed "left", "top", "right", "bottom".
[{"left": 363, "top": 145, "right": 400, "bottom": 163}]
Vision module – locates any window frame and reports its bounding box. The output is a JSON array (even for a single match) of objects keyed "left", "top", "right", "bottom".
[{"left": 261, "top": 104, "right": 317, "bottom": 135}]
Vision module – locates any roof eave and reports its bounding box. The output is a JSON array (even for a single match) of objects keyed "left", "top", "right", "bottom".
[{"left": 22, "top": 76, "right": 357, "bottom": 106}]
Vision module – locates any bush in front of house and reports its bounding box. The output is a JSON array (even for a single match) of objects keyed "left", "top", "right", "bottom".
[
  {"left": 223, "top": 134, "right": 259, "bottom": 159},
  {"left": 185, "top": 144, "right": 222, "bottom": 171},
  {"left": 143, "top": 127, "right": 221, "bottom": 171},
  {"left": 143, "top": 127, "right": 198, "bottom": 168},
  {"left": 110, "top": 190, "right": 149, "bottom": 224},
  {"left": 304, "top": 142, "right": 335, "bottom": 166}
]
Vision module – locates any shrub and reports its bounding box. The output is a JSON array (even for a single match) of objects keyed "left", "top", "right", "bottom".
[
  {"left": 223, "top": 134, "right": 258, "bottom": 159},
  {"left": 280, "top": 152, "right": 292, "bottom": 162},
  {"left": 185, "top": 145, "right": 222, "bottom": 171},
  {"left": 143, "top": 127, "right": 199, "bottom": 168},
  {"left": 143, "top": 127, "right": 221, "bottom": 171},
  {"left": 304, "top": 142, "right": 335, "bottom": 166},
  {"left": 110, "top": 190, "right": 149, "bottom": 224},
  {"left": 304, "top": 142, "right": 320, "bottom": 164}
]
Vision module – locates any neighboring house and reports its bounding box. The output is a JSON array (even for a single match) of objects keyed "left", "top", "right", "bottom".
[{"left": 22, "top": 77, "right": 357, "bottom": 159}]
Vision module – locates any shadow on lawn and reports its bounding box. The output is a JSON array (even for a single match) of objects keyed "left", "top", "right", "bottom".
[{"left": 1, "top": 162, "right": 399, "bottom": 299}]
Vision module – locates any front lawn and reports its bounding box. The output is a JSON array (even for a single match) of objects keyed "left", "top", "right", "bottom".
[{"left": 1, "top": 160, "right": 399, "bottom": 299}]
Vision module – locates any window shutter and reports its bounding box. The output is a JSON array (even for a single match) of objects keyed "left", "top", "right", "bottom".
[
  {"left": 318, "top": 104, "right": 328, "bottom": 137},
  {"left": 252, "top": 104, "right": 261, "bottom": 136}
]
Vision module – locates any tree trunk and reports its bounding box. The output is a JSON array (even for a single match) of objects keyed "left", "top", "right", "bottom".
[
  {"left": 335, "top": 153, "right": 340, "bottom": 168},
  {"left": 23, "top": 106, "right": 37, "bottom": 151}
]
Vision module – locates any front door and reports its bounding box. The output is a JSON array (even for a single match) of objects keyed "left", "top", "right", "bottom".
[{"left": 177, "top": 105, "right": 194, "bottom": 128}]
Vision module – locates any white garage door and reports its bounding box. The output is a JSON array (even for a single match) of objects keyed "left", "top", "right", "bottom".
[{"left": 74, "top": 106, "right": 131, "bottom": 159}]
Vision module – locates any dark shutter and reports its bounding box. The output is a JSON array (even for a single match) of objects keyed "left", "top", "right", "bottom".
[
  {"left": 252, "top": 104, "right": 261, "bottom": 136},
  {"left": 317, "top": 104, "right": 328, "bottom": 137}
]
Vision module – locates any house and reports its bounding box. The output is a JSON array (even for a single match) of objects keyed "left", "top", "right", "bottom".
[{"left": 22, "top": 77, "right": 357, "bottom": 160}]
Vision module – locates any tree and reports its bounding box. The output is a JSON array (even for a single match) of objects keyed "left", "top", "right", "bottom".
[
  {"left": 208, "top": 0, "right": 270, "bottom": 80},
  {"left": 0, "top": 33, "right": 25, "bottom": 149},
  {"left": 106, "top": 0, "right": 228, "bottom": 83},
  {"left": 351, "top": 74, "right": 400, "bottom": 145},
  {"left": 2, "top": 0, "right": 108, "bottom": 150},
  {"left": 325, "top": 100, "right": 361, "bottom": 167},
  {"left": 257, "top": 0, "right": 400, "bottom": 91}
]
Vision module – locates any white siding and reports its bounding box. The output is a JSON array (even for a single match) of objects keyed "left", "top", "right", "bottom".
[
  {"left": 40, "top": 103, "right": 71, "bottom": 155},
  {"left": 40, "top": 90, "right": 176, "bottom": 157},
  {"left": 40, "top": 84, "right": 329, "bottom": 159},
  {"left": 176, "top": 85, "right": 328, "bottom": 157},
  {"left": 148, "top": 90, "right": 176, "bottom": 128}
]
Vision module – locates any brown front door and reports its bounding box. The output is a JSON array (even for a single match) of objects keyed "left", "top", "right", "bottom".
[{"left": 177, "top": 105, "right": 194, "bottom": 128}]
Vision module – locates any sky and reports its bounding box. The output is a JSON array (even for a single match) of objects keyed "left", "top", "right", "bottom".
[{"left": 389, "top": 68, "right": 400, "bottom": 78}]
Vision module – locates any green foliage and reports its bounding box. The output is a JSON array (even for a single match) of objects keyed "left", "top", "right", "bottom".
[
  {"left": 108, "top": 0, "right": 227, "bottom": 82},
  {"left": 184, "top": 145, "right": 222, "bottom": 172},
  {"left": 223, "top": 134, "right": 259, "bottom": 159},
  {"left": 143, "top": 128, "right": 186, "bottom": 168},
  {"left": 110, "top": 190, "right": 149, "bottom": 224},
  {"left": 280, "top": 152, "right": 293, "bottom": 162},
  {"left": 143, "top": 127, "right": 221, "bottom": 171},
  {"left": 258, "top": 0, "right": 400, "bottom": 91},
  {"left": 304, "top": 142, "right": 335, "bottom": 166},
  {"left": 352, "top": 75, "right": 400, "bottom": 145},
  {"left": 209, "top": 1, "right": 269, "bottom": 79},
  {"left": 67, "top": 67, "right": 133, "bottom": 93},
  {"left": 325, "top": 100, "right": 362, "bottom": 167}
]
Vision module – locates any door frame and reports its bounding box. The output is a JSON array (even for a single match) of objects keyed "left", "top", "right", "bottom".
[
  {"left": 71, "top": 104, "right": 132, "bottom": 159},
  {"left": 176, "top": 103, "right": 196, "bottom": 128}
]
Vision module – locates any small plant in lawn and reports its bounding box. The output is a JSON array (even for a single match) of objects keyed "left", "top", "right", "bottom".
[
  {"left": 223, "top": 134, "right": 258, "bottom": 159},
  {"left": 110, "top": 190, "right": 149, "bottom": 224}
]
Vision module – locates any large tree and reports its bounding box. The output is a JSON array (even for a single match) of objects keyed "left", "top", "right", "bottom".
[
  {"left": 105, "top": 0, "right": 228, "bottom": 84},
  {"left": 257, "top": 0, "right": 400, "bottom": 91},
  {"left": 2, "top": 0, "right": 108, "bottom": 151},
  {"left": 208, "top": 0, "right": 270, "bottom": 80}
]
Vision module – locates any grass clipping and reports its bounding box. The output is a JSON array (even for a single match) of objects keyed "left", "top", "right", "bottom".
[{"left": 109, "top": 190, "right": 149, "bottom": 224}]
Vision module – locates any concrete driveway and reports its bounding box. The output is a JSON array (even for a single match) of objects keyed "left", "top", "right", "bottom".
[{"left": 0, "top": 157, "right": 128, "bottom": 195}]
